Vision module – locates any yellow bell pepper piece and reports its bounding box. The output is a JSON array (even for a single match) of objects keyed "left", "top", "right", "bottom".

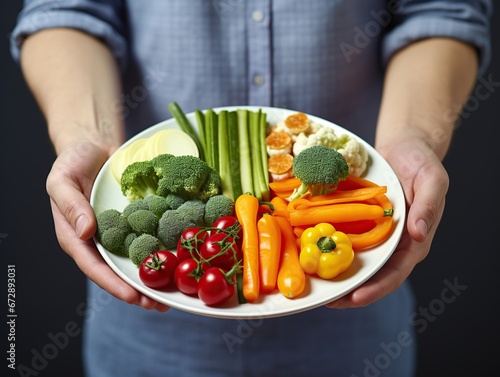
[{"left": 299, "top": 223, "right": 354, "bottom": 279}]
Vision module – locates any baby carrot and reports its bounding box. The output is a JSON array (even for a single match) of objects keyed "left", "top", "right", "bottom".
[
  {"left": 235, "top": 193, "right": 260, "bottom": 302},
  {"left": 275, "top": 216, "right": 306, "bottom": 299},
  {"left": 289, "top": 203, "right": 393, "bottom": 227},
  {"left": 258, "top": 214, "right": 282, "bottom": 294}
]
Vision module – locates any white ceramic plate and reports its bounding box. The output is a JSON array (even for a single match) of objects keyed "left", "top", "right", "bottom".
[{"left": 90, "top": 106, "right": 405, "bottom": 319}]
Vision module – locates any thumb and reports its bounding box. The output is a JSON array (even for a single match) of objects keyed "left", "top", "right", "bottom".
[
  {"left": 46, "top": 142, "right": 109, "bottom": 240},
  {"left": 407, "top": 163, "right": 449, "bottom": 243}
]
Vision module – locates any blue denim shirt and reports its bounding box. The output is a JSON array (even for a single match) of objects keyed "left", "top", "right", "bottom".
[
  {"left": 10, "top": 1, "right": 492, "bottom": 376},
  {"left": 11, "top": 0, "right": 492, "bottom": 141}
]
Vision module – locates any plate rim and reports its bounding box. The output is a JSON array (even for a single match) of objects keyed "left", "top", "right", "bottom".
[{"left": 90, "top": 106, "right": 405, "bottom": 319}]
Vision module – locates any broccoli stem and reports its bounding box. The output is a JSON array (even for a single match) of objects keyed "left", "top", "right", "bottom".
[{"left": 289, "top": 183, "right": 309, "bottom": 201}]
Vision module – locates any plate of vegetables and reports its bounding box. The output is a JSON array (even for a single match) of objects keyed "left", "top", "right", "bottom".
[{"left": 90, "top": 104, "right": 405, "bottom": 319}]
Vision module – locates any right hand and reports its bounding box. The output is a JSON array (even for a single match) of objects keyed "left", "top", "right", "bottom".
[{"left": 46, "top": 140, "right": 170, "bottom": 312}]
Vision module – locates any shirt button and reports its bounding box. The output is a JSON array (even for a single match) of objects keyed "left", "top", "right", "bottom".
[
  {"left": 253, "top": 74, "right": 265, "bottom": 86},
  {"left": 252, "top": 10, "right": 264, "bottom": 22}
]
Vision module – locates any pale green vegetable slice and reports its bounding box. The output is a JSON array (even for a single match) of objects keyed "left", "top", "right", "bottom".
[
  {"left": 144, "top": 129, "right": 199, "bottom": 160},
  {"left": 109, "top": 129, "right": 200, "bottom": 183},
  {"left": 110, "top": 138, "right": 147, "bottom": 182}
]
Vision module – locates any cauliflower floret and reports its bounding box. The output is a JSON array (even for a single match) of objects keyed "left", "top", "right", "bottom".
[
  {"left": 335, "top": 134, "right": 369, "bottom": 177},
  {"left": 292, "top": 125, "right": 338, "bottom": 156}
]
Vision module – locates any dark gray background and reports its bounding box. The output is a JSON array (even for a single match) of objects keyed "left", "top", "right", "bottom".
[{"left": 1, "top": 2, "right": 499, "bottom": 376}]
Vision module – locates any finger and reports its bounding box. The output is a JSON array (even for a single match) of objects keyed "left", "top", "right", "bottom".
[
  {"left": 51, "top": 200, "right": 170, "bottom": 311},
  {"left": 46, "top": 143, "right": 108, "bottom": 240},
  {"left": 326, "top": 229, "right": 431, "bottom": 309},
  {"left": 51, "top": 198, "right": 141, "bottom": 302},
  {"left": 407, "top": 161, "right": 449, "bottom": 242}
]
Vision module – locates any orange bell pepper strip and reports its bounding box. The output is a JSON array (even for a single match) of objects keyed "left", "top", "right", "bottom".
[
  {"left": 289, "top": 202, "right": 393, "bottom": 227},
  {"left": 337, "top": 175, "right": 396, "bottom": 250},
  {"left": 269, "top": 177, "right": 301, "bottom": 193},
  {"left": 288, "top": 185, "right": 387, "bottom": 212},
  {"left": 347, "top": 193, "right": 395, "bottom": 250}
]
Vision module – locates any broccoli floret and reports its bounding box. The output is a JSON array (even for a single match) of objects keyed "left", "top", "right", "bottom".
[
  {"left": 127, "top": 209, "right": 159, "bottom": 236},
  {"left": 198, "top": 167, "right": 222, "bottom": 201},
  {"left": 164, "top": 193, "right": 185, "bottom": 210},
  {"left": 96, "top": 209, "right": 127, "bottom": 235},
  {"left": 122, "top": 199, "right": 149, "bottom": 218},
  {"left": 123, "top": 232, "right": 137, "bottom": 257},
  {"left": 128, "top": 234, "right": 161, "bottom": 266},
  {"left": 99, "top": 227, "right": 130, "bottom": 256},
  {"left": 95, "top": 208, "right": 132, "bottom": 255},
  {"left": 155, "top": 155, "right": 212, "bottom": 199},
  {"left": 203, "top": 195, "right": 234, "bottom": 226},
  {"left": 120, "top": 160, "right": 159, "bottom": 202},
  {"left": 143, "top": 194, "right": 169, "bottom": 218},
  {"left": 152, "top": 154, "right": 177, "bottom": 197},
  {"left": 177, "top": 199, "right": 206, "bottom": 224},
  {"left": 157, "top": 200, "right": 206, "bottom": 249},
  {"left": 289, "top": 145, "right": 349, "bottom": 200},
  {"left": 95, "top": 208, "right": 130, "bottom": 238},
  {"left": 151, "top": 153, "right": 175, "bottom": 177}
]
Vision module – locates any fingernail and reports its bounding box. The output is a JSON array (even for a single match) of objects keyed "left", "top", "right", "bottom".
[
  {"left": 416, "top": 219, "right": 428, "bottom": 238},
  {"left": 75, "top": 215, "right": 89, "bottom": 238}
]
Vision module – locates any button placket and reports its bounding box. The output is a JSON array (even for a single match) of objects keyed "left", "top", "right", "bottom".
[{"left": 246, "top": 0, "right": 272, "bottom": 106}]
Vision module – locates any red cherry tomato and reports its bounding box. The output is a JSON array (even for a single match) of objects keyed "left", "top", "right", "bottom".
[
  {"left": 139, "top": 250, "right": 179, "bottom": 289},
  {"left": 174, "top": 258, "right": 206, "bottom": 296},
  {"left": 212, "top": 216, "right": 242, "bottom": 240},
  {"left": 199, "top": 232, "right": 241, "bottom": 271},
  {"left": 198, "top": 267, "right": 235, "bottom": 306},
  {"left": 176, "top": 227, "right": 209, "bottom": 261}
]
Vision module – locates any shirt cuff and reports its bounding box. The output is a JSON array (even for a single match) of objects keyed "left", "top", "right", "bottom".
[
  {"left": 383, "top": 16, "right": 491, "bottom": 75},
  {"left": 10, "top": 9, "right": 128, "bottom": 70}
]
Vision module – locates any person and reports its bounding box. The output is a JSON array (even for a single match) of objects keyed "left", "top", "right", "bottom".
[{"left": 10, "top": 1, "right": 491, "bottom": 376}]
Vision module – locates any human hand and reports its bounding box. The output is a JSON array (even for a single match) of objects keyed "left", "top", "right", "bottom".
[
  {"left": 46, "top": 141, "right": 170, "bottom": 312},
  {"left": 327, "top": 135, "right": 449, "bottom": 309}
]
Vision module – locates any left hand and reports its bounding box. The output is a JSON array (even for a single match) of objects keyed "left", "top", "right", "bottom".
[{"left": 326, "top": 134, "right": 449, "bottom": 308}]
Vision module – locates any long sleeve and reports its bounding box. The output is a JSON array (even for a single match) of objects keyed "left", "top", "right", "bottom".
[
  {"left": 383, "top": 0, "right": 492, "bottom": 74},
  {"left": 10, "top": 0, "right": 128, "bottom": 70}
]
